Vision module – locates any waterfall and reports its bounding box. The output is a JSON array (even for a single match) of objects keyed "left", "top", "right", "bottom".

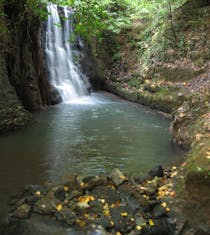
[{"left": 45, "top": 4, "right": 91, "bottom": 103}]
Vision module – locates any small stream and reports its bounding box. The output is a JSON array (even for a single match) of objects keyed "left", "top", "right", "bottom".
[{"left": 0, "top": 92, "right": 184, "bottom": 225}]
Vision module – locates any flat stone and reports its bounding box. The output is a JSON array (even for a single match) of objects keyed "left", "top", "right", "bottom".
[
  {"left": 34, "top": 197, "right": 59, "bottom": 215},
  {"left": 91, "top": 186, "right": 120, "bottom": 205}
]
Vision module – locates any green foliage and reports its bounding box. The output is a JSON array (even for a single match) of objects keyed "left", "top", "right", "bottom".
[
  {"left": 50, "top": 0, "right": 134, "bottom": 40},
  {"left": 24, "top": 0, "right": 48, "bottom": 20}
]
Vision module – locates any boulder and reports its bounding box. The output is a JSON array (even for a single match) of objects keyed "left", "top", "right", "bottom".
[
  {"left": 149, "top": 165, "right": 164, "bottom": 178},
  {"left": 110, "top": 168, "right": 127, "bottom": 187},
  {"left": 12, "top": 204, "right": 31, "bottom": 219}
]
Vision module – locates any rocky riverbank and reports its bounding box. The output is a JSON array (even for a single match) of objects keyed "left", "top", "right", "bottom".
[{"left": 2, "top": 167, "right": 185, "bottom": 235}]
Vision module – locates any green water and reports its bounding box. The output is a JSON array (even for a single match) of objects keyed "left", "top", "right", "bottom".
[{"left": 0, "top": 92, "right": 184, "bottom": 224}]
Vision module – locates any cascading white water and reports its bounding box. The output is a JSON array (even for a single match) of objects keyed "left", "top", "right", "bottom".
[{"left": 45, "top": 4, "right": 90, "bottom": 102}]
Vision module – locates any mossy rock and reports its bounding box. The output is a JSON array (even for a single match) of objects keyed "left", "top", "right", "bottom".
[{"left": 0, "top": 101, "right": 32, "bottom": 134}]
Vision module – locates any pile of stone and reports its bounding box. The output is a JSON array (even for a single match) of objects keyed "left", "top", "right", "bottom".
[{"left": 8, "top": 166, "right": 178, "bottom": 235}]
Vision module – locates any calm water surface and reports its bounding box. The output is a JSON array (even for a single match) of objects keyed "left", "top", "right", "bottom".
[{"left": 0, "top": 92, "right": 184, "bottom": 224}]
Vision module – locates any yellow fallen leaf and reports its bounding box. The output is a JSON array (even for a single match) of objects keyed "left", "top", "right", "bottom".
[
  {"left": 80, "top": 182, "right": 85, "bottom": 187},
  {"left": 149, "top": 219, "right": 155, "bottom": 226},
  {"left": 165, "top": 191, "right": 170, "bottom": 196},
  {"left": 161, "top": 202, "right": 167, "bottom": 208},
  {"left": 170, "top": 171, "right": 177, "bottom": 178},
  {"left": 110, "top": 221, "right": 114, "bottom": 226},
  {"left": 103, "top": 209, "right": 110, "bottom": 216},
  {"left": 99, "top": 198, "right": 105, "bottom": 203},
  {"left": 166, "top": 207, "right": 170, "bottom": 212},
  {"left": 103, "top": 203, "right": 109, "bottom": 210},
  {"left": 64, "top": 186, "right": 69, "bottom": 191},
  {"left": 121, "top": 212, "right": 128, "bottom": 217},
  {"left": 76, "top": 219, "right": 86, "bottom": 227},
  {"left": 56, "top": 204, "right": 62, "bottom": 211},
  {"left": 35, "top": 191, "right": 41, "bottom": 196},
  {"left": 84, "top": 213, "right": 89, "bottom": 218},
  {"left": 111, "top": 203, "right": 116, "bottom": 208},
  {"left": 116, "top": 232, "right": 122, "bottom": 235},
  {"left": 136, "top": 225, "right": 142, "bottom": 231},
  {"left": 78, "top": 195, "right": 95, "bottom": 203},
  {"left": 119, "top": 175, "right": 126, "bottom": 180}
]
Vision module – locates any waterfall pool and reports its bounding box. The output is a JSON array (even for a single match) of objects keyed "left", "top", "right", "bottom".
[{"left": 0, "top": 92, "right": 184, "bottom": 225}]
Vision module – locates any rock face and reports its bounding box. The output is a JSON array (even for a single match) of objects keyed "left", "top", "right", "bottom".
[
  {"left": 4, "top": 1, "right": 51, "bottom": 112},
  {"left": 80, "top": 40, "right": 111, "bottom": 90},
  {"left": 0, "top": 1, "right": 56, "bottom": 133},
  {"left": 0, "top": 55, "right": 32, "bottom": 133}
]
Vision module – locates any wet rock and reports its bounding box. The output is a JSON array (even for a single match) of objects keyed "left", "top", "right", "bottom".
[
  {"left": 64, "top": 175, "right": 78, "bottom": 189},
  {"left": 97, "top": 215, "right": 111, "bottom": 229},
  {"left": 34, "top": 197, "right": 59, "bottom": 215},
  {"left": 89, "top": 200, "right": 104, "bottom": 214},
  {"left": 12, "top": 204, "right": 31, "bottom": 219},
  {"left": 152, "top": 204, "right": 167, "bottom": 218},
  {"left": 110, "top": 206, "right": 135, "bottom": 233},
  {"left": 110, "top": 168, "right": 127, "bottom": 187},
  {"left": 54, "top": 187, "right": 66, "bottom": 201},
  {"left": 65, "top": 189, "right": 82, "bottom": 201},
  {"left": 135, "top": 212, "right": 147, "bottom": 226},
  {"left": 91, "top": 186, "right": 120, "bottom": 205},
  {"left": 142, "top": 218, "right": 172, "bottom": 235},
  {"left": 9, "top": 197, "right": 26, "bottom": 208},
  {"left": 50, "top": 86, "right": 62, "bottom": 105},
  {"left": 24, "top": 185, "right": 48, "bottom": 195},
  {"left": 148, "top": 200, "right": 159, "bottom": 207},
  {"left": 149, "top": 165, "right": 164, "bottom": 178},
  {"left": 141, "top": 185, "right": 157, "bottom": 196},
  {"left": 7, "top": 170, "right": 179, "bottom": 234},
  {"left": 54, "top": 207, "right": 76, "bottom": 225},
  {"left": 118, "top": 183, "right": 149, "bottom": 211},
  {"left": 81, "top": 176, "right": 107, "bottom": 190}
]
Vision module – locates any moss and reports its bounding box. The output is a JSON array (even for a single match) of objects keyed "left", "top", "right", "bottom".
[{"left": 0, "top": 101, "right": 32, "bottom": 133}]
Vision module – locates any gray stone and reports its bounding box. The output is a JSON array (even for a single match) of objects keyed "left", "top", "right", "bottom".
[
  {"left": 13, "top": 204, "right": 31, "bottom": 219},
  {"left": 152, "top": 204, "right": 166, "bottom": 218},
  {"left": 110, "top": 168, "right": 127, "bottom": 186},
  {"left": 34, "top": 197, "right": 59, "bottom": 215}
]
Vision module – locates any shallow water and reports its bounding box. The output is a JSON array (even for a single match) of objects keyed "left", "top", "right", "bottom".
[{"left": 0, "top": 92, "right": 184, "bottom": 224}]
